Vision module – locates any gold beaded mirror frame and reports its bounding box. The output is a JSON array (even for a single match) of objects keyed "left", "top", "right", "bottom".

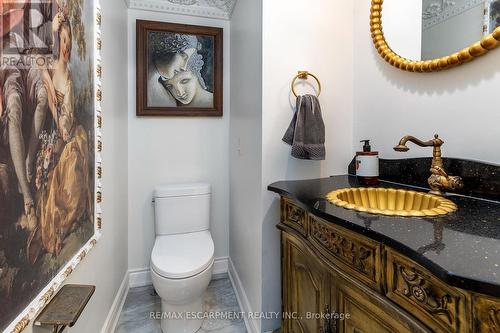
[
  {"left": 370, "top": 0, "right": 500, "bottom": 72},
  {"left": 0, "top": 0, "right": 103, "bottom": 332}
]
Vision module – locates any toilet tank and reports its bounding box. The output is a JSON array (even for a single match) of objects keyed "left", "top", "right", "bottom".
[{"left": 154, "top": 183, "right": 211, "bottom": 235}]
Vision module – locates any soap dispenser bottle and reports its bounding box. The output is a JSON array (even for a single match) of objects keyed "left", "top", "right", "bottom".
[{"left": 356, "top": 140, "right": 379, "bottom": 185}]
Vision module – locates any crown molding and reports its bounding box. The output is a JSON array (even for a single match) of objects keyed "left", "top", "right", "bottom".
[
  {"left": 125, "top": 0, "right": 236, "bottom": 20},
  {"left": 422, "top": 0, "right": 485, "bottom": 30}
]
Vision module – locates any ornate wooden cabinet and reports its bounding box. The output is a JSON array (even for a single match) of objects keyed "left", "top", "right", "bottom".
[{"left": 279, "top": 198, "right": 500, "bottom": 333}]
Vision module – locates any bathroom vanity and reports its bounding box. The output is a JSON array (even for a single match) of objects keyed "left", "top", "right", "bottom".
[{"left": 269, "top": 170, "right": 500, "bottom": 333}]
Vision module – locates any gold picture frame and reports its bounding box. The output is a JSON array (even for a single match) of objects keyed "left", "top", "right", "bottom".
[{"left": 370, "top": 0, "right": 500, "bottom": 72}]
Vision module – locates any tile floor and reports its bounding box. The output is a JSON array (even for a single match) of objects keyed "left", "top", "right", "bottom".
[{"left": 115, "top": 275, "right": 247, "bottom": 333}]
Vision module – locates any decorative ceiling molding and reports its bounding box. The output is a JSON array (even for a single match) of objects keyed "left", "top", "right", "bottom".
[
  {"left": 125, "top": 0, "right": 237, "bottom": 20},
  {"left": 422, "top": 0, "right": 457, "bottom": 20},
  {"left": 422, "top": 0, "right": 485, "bottom": 30}
]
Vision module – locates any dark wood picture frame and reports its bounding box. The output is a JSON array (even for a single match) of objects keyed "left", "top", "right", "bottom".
[{"left": 136, "top": 20, "right": 223, "bottom": 117}]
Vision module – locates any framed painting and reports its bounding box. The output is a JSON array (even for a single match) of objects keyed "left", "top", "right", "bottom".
[
  {"left": 136, "top": 20, "right": 223, "bottom": 117},
  {"left": 0, "top": 0, "right": 102, "bottom": 332}
]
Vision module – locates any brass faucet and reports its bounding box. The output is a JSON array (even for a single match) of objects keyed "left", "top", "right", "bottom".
[{"left": 394, "top": 134, "right": 464, "bottom": 196}]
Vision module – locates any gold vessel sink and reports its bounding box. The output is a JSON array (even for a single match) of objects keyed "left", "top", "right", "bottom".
[{"left": 326, "top": 188, "right": 457, "bottom": 217}]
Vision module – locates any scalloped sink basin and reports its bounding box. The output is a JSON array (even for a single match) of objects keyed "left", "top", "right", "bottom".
[{"left": 326, "top": 187, "right": 457, "bottom": 217}]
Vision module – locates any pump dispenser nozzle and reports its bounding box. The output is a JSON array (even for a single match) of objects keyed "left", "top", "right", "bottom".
[{"left": 360, "top": 140, "right": 371, "bottom": 152}]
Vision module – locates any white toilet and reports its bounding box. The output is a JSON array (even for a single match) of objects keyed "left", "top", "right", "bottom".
[{"left": 151, "top": 183, "right": 214, "bottom": 333}]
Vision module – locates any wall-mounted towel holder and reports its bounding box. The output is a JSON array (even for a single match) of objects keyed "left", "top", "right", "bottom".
[{"left": 291, "top": 71, "right": 322, "bottom": 97}]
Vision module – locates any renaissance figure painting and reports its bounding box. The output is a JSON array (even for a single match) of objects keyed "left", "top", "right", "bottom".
[
  {"left": 0, "top": 0, "right": 98, "bottom": 331},
  {"left": 136, "top": 20, "right": 223, "bottom": 117}
]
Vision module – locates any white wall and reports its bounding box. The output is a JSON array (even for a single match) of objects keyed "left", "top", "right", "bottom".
[
  {"left": 354, "top": 0, "right": 500, "bottom": 164},
  {"left": 260, "top": 0, "right": 354, "bottom": 330},
  {"left": 127, "top": 10, "right": 231, "bottom": 271},
  {"left": 31, "top": 0, "right": 129, "bottom": 332},
  {"left": 229, "top": 0, "right": 263, "bottom": 330},
  {"left": 229, "top": 0, "right": 354, "bottom": 331},
  {"left": 383, "top": 0, "right": 422, "bottom": 60}
]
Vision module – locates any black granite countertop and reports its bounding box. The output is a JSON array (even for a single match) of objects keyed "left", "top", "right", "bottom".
[{"left": 269, "top": 175, "right": 500, "bottom": 297}]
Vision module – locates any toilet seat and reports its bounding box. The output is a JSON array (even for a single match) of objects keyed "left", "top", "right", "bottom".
[{"left": 151, "top": 230, "right": 214, "bottom": 279}]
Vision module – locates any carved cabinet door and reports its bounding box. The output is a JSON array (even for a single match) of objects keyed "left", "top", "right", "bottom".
[
  {"left": 283, "top": 233, "right": 332, "bottom": 333},
  {"left": 334, "top": 274, "right": 431, "bottom": 333}
]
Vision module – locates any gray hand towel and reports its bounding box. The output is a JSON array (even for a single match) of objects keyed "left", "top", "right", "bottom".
[{"left": 282, "top": 94, "right": 325, "bottom": 160}]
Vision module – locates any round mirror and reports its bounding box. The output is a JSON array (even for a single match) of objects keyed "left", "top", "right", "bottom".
[{"left": 371, "top": 0, "right": 500, "bottom": 71}]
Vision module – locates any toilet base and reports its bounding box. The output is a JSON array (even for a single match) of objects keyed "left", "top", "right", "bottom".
[
  {"left": 150, "top": 255, "right": 213, "bottom": 333},
  {"left": 160, "top": 298, "right": 203, "bottom": 333}
]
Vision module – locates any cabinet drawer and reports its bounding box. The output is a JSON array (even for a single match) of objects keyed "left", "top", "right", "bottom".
[
  {"left": 308, "top": 215, "right": 383, "bottom": 292},
  {"left": 281, "top": 199, "right": 307, "bottom": 236},
  {"left": 386, "top": 249, "right": 469, "bottom": 333}
]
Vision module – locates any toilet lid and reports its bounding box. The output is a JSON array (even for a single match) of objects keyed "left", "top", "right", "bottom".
[{"left": 151, "top": 231, "right": 214, "bottom": 279}]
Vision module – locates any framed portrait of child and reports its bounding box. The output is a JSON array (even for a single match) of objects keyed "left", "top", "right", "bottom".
[{"left": 136, "top": 20, "right": 223, "bottom": 117}]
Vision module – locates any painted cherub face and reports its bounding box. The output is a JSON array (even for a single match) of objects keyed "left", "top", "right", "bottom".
[
  {"left": 155, "top": 52, "right": 199, "bottom": 105},
  {"left": 59, "top": 25, "right": 72, "bottom": 63},
  {"left": 162, "top": 70, "right": 198, "bottom": 105}
]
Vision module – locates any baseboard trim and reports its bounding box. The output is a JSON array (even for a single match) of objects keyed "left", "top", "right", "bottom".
[
  {"left": 228, "top": 258, "right": 260, "bottom": 333},
  {"left": 129, "top": 257, "right": 230, "bottom": 288},
  {"left": 100, "top": 272, "right": 129, "bottom": 333},
  {"left": 129, "top": 267, "right": 152, "bottom": 288},
  {"left": 213, "top": 256, "right": 229, "bottom": 275}
]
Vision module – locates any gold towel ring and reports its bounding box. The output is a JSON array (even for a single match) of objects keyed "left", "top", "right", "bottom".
[{"left": 291, "top": 71, "right": 322, "bottom": 97}]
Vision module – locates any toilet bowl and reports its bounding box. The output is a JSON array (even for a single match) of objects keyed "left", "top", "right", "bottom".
[
  {"left": 150, "top": 183, "right": 214, "bottom": 333},
  {"left": 151, "top": 231, "right": 214, "bottom": 333}
]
